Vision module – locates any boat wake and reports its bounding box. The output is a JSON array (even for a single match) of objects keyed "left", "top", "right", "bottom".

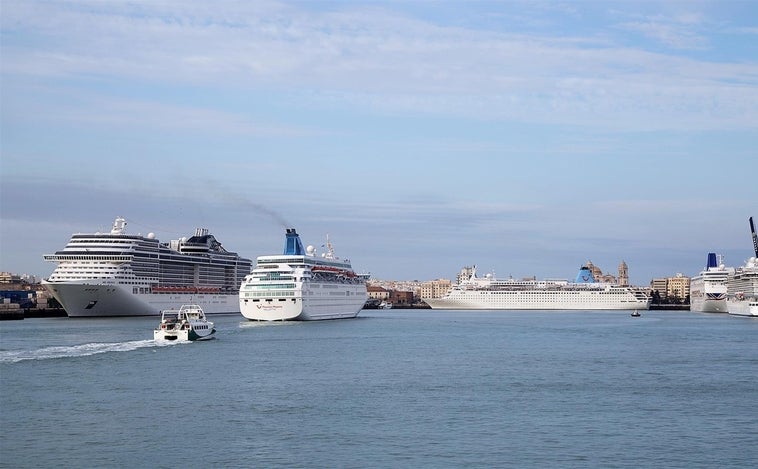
[{"left": 0, "top": 339, "right": 182, "bottom": 364}]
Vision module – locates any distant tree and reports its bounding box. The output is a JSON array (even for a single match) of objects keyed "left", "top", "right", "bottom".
[{"left": 651, "top": 290, "right": 662, "bottom": 304}]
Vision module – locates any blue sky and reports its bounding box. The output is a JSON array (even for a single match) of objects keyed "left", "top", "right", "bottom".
[{"left": 1, "top": 0, "right": 757, "bottom": 285}]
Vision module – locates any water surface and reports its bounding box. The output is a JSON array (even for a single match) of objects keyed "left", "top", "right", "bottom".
[{"left": 2, "top": 310, "right": 756, "bottom": 468}]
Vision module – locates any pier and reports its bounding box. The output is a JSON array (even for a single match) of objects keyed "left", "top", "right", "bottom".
[
  {"left": 649, "top": 304, "right": 690, "bottom": 311},
  {"left": 0, "top": 305, "right": 67, "bottom": 320}
]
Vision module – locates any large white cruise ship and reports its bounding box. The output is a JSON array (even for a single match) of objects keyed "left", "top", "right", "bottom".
[
  {"left": 239, "top": 228, "right": 367, "bottom": 321},
  {"left": 727, "top": 217, "right": 758, "bottom": 317},
  {"left": 43, "top": 217, "right": 253, "bottom": 317},
  {"left": 424, "top": 265, "right": 650, "bottom": 310},
  {"left": 690, "top": 253, "right": 732, "bottom": 313}
]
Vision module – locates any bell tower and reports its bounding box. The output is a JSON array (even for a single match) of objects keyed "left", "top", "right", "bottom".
[{"left": 618, "top": 260, "right": 629, "bottom": 286}]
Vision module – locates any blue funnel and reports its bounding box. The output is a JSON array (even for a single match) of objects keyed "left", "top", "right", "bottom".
[
  {"left": 575, "top": 266, "right": 595, "bottom": 283},
  {"left": 707, "top": 252, "right": 717, "bottom": 268},
  {"left": 284, "top": 229, "right": 305, "bottom": 255}
]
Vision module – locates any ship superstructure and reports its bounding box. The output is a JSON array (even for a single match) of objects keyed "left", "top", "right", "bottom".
[
  {"left": 424, "top": 265, "right": 650, "bottom": 310},
  {"left": 239, "top": 229, "right": 367, "bottom": 320},
  {"left": 43, "top": 217, "right": 252, "bottom": 317},
  {"left": 690, "top": 253, "right": 732, "bottom": 313},
  {"left": 727, "top": 217, "right": 758, "bottom": 317}
]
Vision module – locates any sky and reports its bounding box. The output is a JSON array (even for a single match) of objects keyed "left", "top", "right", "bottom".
[{"left": 1, "top": 0, "right": 757, "bottom": 286}]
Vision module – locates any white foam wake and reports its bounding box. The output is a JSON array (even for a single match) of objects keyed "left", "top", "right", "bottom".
[{"left": 0, "top": 339, "right": 181, "bottom": 364}]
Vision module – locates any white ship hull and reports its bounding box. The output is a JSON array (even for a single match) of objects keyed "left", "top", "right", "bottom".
[
  {"left": 424, "top": 290, "right": 650, "bottom": 310},
  {"left": 690, "top": 253, "right": 731, "bottom": 313},
  {"left": 240, "top": 283, "right": 366, "bottom": 321},
  {"left": 426, "top": 264, "right": 649, "bottom": 311},
  {"left": 239, "top": 228, "right": 367, "bottom": 321},
  {"left": 727, "top": 298, "right": 758, "bottom": 317},
  {"left": 153, "top": 326, "right": 215, "bottom": 341},
  {"left": 43, "top": 217, "right": 252, "bottom": 318},
  {"left": 43, "top": 281, "right": 240, "bottom": 317},
  {"left": 725, "top": 218, "right": 758, "bottom": 317},
  {"left": 690, "top": 295, "right": 728, "bottom": 313}
]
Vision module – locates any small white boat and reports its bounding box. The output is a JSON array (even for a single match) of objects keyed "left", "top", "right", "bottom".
[
  {"left": 631, "top": 310, "right": 641, "bottom": 317},
  {"left": 154, "top": 305, "right": 215, "bottom": 341}
]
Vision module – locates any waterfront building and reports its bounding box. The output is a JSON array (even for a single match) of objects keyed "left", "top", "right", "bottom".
[
  {"left": 419, "top": 279, "right": 453, "bottom": 299},
  {"left": 667, "top": 273, "right": 690, "bottom": 302},
  {"left": 650, "top": 278, "right": 668, "bottom": 296},
  {"left": 0, "top": 272, "right": 40, "bottom": 284},
  {"left": 650, "top": 274, "right": 691, "bottom": 302},
  {"left": 389, "top": 289, "right": 415, "bottom": 306},
  {"left": 367, "top": 285, "right": 391, "bottom": 302}
]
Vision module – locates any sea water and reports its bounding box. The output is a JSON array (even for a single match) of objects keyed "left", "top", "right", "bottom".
[{"left": 1, "top": 310, "right": 756, "bottom": 468}]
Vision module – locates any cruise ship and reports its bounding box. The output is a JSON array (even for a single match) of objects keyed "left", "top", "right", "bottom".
[
  {"left": 43, "top": 217, "right": 253, "bottom": 317},
  {"left": 690, "top": 253, "right": 731, "bottom": 313},
  {"left": 239, "top": 228, "right": 367, "bottom": 321},
  {"left": 727, "top": 217, "right": 758, "bottom": 317},
  {"left": 424, "top": 265, "right": 650, "bottom": 310}
]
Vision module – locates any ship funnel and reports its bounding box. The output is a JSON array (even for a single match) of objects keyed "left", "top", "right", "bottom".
[
  {"left": 111, "top": 217, "right": 127, "bottom": 235},
  {"left": 284, "top": 228, "right": 306, "bottom": 255},
  {"left": 750, "top": 217, "right": 758, "bottom": 258},
  {"left": 707, "top": 252, "right": 718, "bottom": 269},
  {"left": 575, "top": 266, "right": 596, "bottom": 283}
]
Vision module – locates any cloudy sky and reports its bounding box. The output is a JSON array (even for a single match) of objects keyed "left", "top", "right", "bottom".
[{"left": 1, "top": 0, "right": 757, "bottom": 285}]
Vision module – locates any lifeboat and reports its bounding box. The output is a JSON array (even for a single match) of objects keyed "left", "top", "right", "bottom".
[{"left": 311, "top": 266, "right": 357, "bottom": 277}]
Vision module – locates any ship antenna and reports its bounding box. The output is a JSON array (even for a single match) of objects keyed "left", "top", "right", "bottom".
[
  {"left": 324, "top": 234, "right": 335, "bottom": 259},
  {"left": 750, "top": 216, "right": 758, "bottom": 258}
]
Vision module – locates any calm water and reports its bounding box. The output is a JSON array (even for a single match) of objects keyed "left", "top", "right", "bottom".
[{"left": 1, "top": 310, "right": 757, "bottom": 468}]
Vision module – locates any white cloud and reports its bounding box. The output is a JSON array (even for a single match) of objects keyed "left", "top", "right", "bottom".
[
  {"left": 2, "top": 0, "right": 757, "bottom": 133},
  {"left": 1, "top": 82, "right": 324, "bottom": 137},
  {"left": 619, "top": 19, "right": 709, "bottom": 50},
  {"left": 2, "top": 1, "right": 756, "bottom": 285}
]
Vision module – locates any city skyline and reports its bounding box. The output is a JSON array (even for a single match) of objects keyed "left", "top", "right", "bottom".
[{"left": 1, "top": 1, "right": 757, "bottom": 285}]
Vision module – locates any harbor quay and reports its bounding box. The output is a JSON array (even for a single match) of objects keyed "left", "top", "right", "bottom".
[
  {"left": 0, "top": 286, "right": 66, "bottom": 320},
  {"left": 2, "top": 216, "right": 713, "bottom": 317},
  {"left": 3, "top": 256, "right": 695, "bottom": 318}
]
